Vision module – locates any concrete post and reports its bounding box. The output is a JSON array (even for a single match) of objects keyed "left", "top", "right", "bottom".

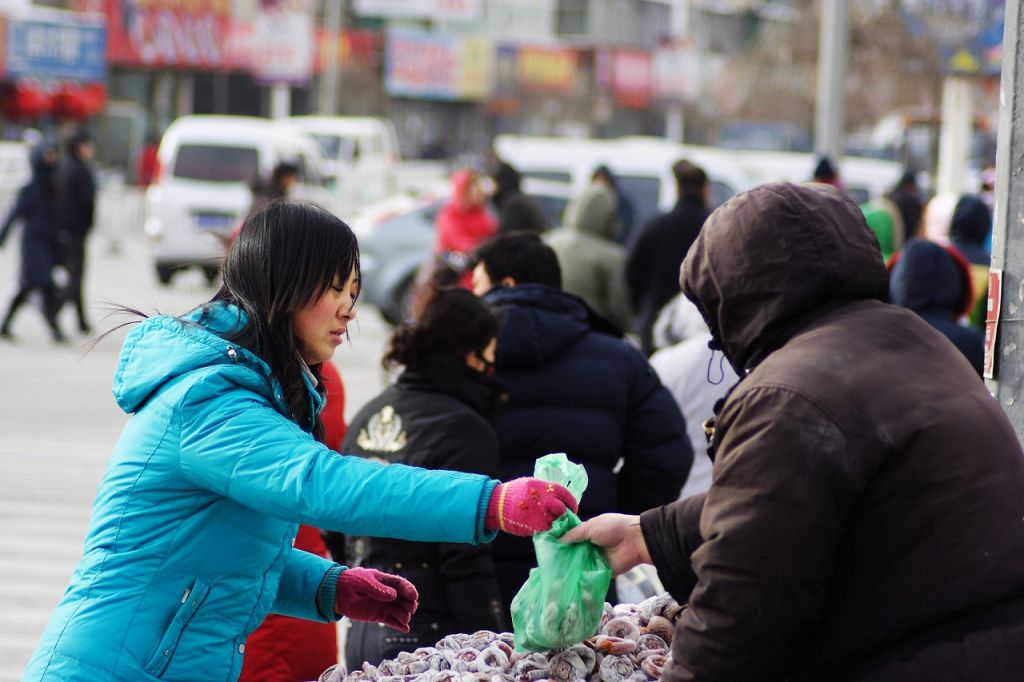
[
  {"left": 936, "top": 75, "right": 974, "bottom": 195},
  {"left": 665, "top": 0, "right": 689, "bottom": 143},
  {"left": 319, "top": 0, "right": 343, "bottom": 116},
  {"left": 814, "top": 0, "right": 848, "bottom": 165},
  {"left": 270, "top": 83, "right": 291, "bottom": 120},
  {"left": 985, "top": 0, "right": 1024, "bottom": 434}
]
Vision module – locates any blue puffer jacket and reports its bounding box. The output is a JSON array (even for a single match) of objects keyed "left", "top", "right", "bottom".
[{"left": 23, "top": 303, "right": 497, "bottom": 682}]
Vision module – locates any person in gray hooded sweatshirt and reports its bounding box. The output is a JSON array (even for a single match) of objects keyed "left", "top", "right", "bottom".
[{"left": 545, "top": 183, "right": 632, "bottom": 333}]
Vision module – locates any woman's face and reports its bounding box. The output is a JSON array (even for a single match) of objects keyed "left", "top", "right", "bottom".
[{"left": 292, "top": 266, "right": 358, "bottom": 364}]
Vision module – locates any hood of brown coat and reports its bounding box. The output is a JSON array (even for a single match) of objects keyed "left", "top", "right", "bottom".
[{"left": 681, "top": 182, "right": 888, "bottom": 373}]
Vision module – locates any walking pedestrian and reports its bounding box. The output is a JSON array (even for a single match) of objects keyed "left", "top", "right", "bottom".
[
  {"left": 22, "top": 201, "right": 576, "bottom": 682},
  {"left": 55, "top": 129, "right": 97, "bottom": 335},
  {"left": 625, "top": 160, "right": 711, "bottom": 356},
  {"left": 490, "top": 161, "right": 548, "bottom": 234},
  {"left": 885, "top": 169, "right": 923, "bottom": 241},
  {"left": 591, "top": 165, "right": 636, "bottom": 244},
  {"left": 328, "top": 287, "right": 508, "bottom": 669},
  {"left": 0, "top": 142, "right": 66, "bottom": 343},
  {"left": 545, "top": 182, "right": 631, "bottom": 332},
  {"left": 433, "top": 168, "right": 496, "bottom": 288},
  {"left": 565, "top": 182, "right": 1024, "bottom": 681}
]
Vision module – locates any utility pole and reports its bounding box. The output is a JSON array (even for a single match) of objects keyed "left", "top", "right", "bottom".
[
  {"left": 936, "top": 75, "right": 973, "bottom": 194},
  {"left": 986, "top": 0, "right": 1024, "bottom": 434},
  {"left": 319, "top": 0, "right": 343, "bottom": 116},
  {"left": 665, "top": 0, "right": 689, "bottom": 143},
  {"left": 270, "top": 84, "right": 290, "bottom": 120},
  {"left": 814, "top": 0, "right": 848, "bottom": 165}
]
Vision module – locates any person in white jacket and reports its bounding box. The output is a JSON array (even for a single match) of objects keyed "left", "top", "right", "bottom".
[{"left": 649, "top": 293, "right": 739, "bottom": 499}]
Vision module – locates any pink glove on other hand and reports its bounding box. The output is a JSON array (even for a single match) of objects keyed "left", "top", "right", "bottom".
[
  {"left": 485, "top": 477, "right": 579, "bottom": 536},
  {"left": 334, "top": 567, "right": 419, "bottom": 632}
]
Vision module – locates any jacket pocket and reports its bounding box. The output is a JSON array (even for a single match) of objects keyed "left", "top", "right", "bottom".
[{"left": 144, "top": 577, "right": 211, "bottom": 678}]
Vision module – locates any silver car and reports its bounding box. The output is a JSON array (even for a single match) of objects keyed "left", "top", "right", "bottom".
[{"left": 351, "top": 179, "right": 572, "bottom": 324}]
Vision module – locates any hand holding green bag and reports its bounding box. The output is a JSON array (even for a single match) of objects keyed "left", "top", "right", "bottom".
[{"left": 511, "top": 453, "right": 613, "bottom": 652}]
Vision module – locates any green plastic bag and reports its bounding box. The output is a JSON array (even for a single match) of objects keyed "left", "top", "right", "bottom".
[{"left": 510, "top": 453, "right": 613, "bottom": 652}]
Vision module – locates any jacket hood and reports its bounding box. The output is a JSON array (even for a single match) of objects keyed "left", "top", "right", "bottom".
[
  {"left": 484, "top": 284, "right": 589, "bottom": 369},
  {"left": 112, "top": 302, "right": 296, "bottom": 415},
  {"left": 923, "top": 192, "right": 959, "bottom": 242},
  {"left": 29, "top": 144, "right": 56, "bottom": 182},
  {"left": 950, "top": 194, "right": 991, "bottom": 246},
  {"left": 888, "top": 238, "right": 973, "bottom": 317},
  {"left": 566, "top": 184, "right": 619, "bottom": 239},
  {"left": 681, "top": 182, "right": 888, "bottom": 373},
  {"left": 449, "top": 169, "right": 476, "bottom": 209},
  {"left": 652, "top": 293, "right": 710, "bottom": 349},
  {"left": 492, "top": 162, "right": 521, "bottom": 194}
]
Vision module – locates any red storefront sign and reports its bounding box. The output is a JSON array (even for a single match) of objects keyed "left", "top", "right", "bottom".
[
  {"left": 611, "top": 49, "right": 652, "bottom": 108},
  {"left": 105, "top": 0, "right": 231, "bottom": 69}
]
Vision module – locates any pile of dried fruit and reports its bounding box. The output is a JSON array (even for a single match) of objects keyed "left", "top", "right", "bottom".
[{"left": 318, "top": 593, "right": 684, "bottom": 681}]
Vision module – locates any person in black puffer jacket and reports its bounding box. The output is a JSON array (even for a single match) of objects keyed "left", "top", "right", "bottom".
[
  {"left": 469, "top": 232, "right": 692, "bottom": 616},
  {"left": 325, "top": 287, "right": 508, "bottom": 669}
]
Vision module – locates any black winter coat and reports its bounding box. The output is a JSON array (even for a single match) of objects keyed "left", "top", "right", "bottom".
[
  {"left": 625, "top": 195, "right": 711, "bottom": 352},
  {"left": 0, "top": 150, "right": 60, "bottom": 288},
  {"left": 56, "top": 155, "right": 95, "bottom": 241},
  {"left": 483, "top": 284, "right": 692, "bottom": 611},
  {"left": 325, "top": 354, "right": 508, "bottom": 635}
]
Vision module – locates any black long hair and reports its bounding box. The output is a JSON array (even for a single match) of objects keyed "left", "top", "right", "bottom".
[
  {"left": 208, "top": 200, "right": 360, "bottom": 436},
  {"left": 383, "top": 286, "right": 496, "bottom": 371}
]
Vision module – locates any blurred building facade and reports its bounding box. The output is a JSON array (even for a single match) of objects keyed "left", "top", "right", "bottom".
[{"left": 0, "top": 0, "right": 1002, "bottom": 176}]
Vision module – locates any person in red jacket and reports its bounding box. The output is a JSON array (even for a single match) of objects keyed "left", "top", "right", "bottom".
[
  {"left": 239, "top": 361, "right": 347, "bottom": 682},
  {"left": 434, "top": 169, "right": 495, "bottom": 289}
]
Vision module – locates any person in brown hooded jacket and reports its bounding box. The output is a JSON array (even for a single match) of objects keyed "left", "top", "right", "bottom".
[{"left": 564, "top": 182, "right": 1024, "bottom": 681}]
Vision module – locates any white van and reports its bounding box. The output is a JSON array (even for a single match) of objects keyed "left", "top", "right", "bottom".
[
  {"left": 493, "top": 135, "right": 904, "bottom": 228},
  {"left": 144, "top": 115, "right": 332, "bottom": 285},
  {"left": 731, "top": 149, "right": 904, "bottom": 205},
  {"left": 286, "top": 116, "right": 400, "bottom": 210},
  {"left": 493, "top": 135, "right": 759, "bottom": 230}
]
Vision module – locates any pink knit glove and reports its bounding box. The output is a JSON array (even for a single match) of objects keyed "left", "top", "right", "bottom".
[
  {"left": 334, "top": 567, "right": 419, "bottom": 632},
  {"left": 485, "top": 477, "right": 579, "bottom": 536}
]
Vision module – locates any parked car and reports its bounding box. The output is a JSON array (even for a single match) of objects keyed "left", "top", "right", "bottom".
[
  {"left": 144, "top": 115, "right": 333, "bottom": 285},
  {"left": 287, "top": 116, "right": 400, "bottom": 209},
  {"left": 354, "top": 178, "right": 572, "bottom": 324}
]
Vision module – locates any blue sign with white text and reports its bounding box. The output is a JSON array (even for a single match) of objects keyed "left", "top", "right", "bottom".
[{"left": 7, "top": 16, "right": 107, "bottom": 82}]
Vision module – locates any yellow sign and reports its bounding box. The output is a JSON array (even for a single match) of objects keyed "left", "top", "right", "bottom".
[{"left": 517, "top": 47, "right": 576, "bottom": 93}]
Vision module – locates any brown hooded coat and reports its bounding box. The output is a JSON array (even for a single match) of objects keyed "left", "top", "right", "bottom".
[{"left": 640, "top": 182, "right": 1024, "bottom": 681}]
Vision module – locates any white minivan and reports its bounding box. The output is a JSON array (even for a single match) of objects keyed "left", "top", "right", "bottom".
[
  {"left": 144, "top": 115, "right": 333, "bottom": 285},
  {"left": 492, "top": 135, "right": 760, "bottom": 230},
  {"left": 286, "top": 116, "right": 400, "bottom": 210}
]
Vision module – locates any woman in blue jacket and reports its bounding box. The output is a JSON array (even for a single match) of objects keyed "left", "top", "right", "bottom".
[{"left": 23, "top": 201, "right": 576, "bottom": 682}]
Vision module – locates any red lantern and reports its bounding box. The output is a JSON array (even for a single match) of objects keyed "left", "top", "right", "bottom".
[
  {"left": 51, "top": 83, "right": 92, "bottom": 121},
  {"left": 83, "top": 83, "right": 107, "bottom": 115},
  {"left": 0, "top": 82, "right": 51, "bottom": 120}
]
